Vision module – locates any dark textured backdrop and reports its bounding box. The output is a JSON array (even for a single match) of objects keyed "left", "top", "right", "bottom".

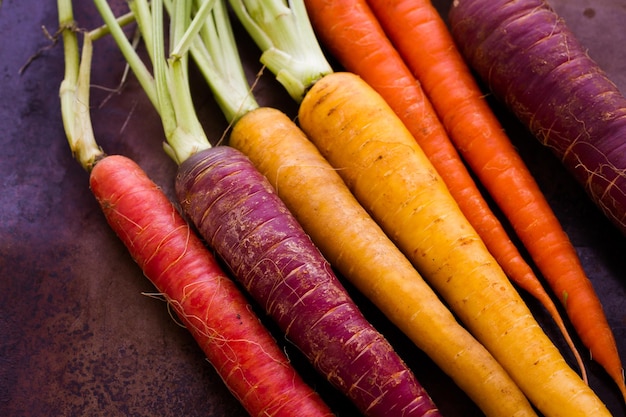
[{"left": 1, "top": 1, "right": 625, "bottom": 416}]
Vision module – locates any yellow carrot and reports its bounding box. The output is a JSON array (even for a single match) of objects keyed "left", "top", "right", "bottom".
[
  {"left": 297, "top": 71, "right": 610, "bottom": 417},
  {"left": 230, "top": 106, "right": 538, "bottom": 417}
]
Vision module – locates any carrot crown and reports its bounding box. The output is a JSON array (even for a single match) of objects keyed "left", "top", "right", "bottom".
[{"left": 228, "top": 0, "right": 333, "bottom": 102}]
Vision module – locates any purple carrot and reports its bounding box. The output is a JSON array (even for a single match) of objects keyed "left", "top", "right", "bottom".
[
  {"left": 448, "top": 0, "right": 626, "bottom": 237},
  {"left": 175, "top": 145, "right": 441, "bottom": 417}
]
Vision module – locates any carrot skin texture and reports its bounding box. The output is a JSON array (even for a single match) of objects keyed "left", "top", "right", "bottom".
[
  {"left": 88, "top": 154, "right": 334, "bottom": 417},
  {"left": 174, "top": 146, "right": 441, "bottom": 417},
  {"left": 447, "top": 0, "right": 626, "bottom": 400},
  {"left": 303, "top": 0, "right": 585, "bottom": 382},
  {"left": 229, "top": 106, "right": 538, "bottom": 417},
  {"left": 298, "top": 72, "right": 612, "bottom": 417}
]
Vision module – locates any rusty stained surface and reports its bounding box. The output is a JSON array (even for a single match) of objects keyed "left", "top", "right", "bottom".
[{"left": 1, "top": 1, "right": 625, "bottom": 416}]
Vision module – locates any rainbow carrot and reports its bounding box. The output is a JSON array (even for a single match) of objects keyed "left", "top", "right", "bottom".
[
  {"left": 92, "top": 1, "right": 442, "bottom": 415},
  {"left": 225, "top": 1, "right": 612, "bottom": 414}
]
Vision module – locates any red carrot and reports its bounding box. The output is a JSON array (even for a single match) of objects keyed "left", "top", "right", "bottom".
[
  {"left": 302, "top": 0, "right": 585, "bottom": 380},
  {"left": 57, "top": 2, "right": 335, "bottom": 415},
  {"left": 92, "top": 1, "right": 443, "bottom": 415},
  {"left": 364, "top": 0, "right": 625, "bottom": 399}
]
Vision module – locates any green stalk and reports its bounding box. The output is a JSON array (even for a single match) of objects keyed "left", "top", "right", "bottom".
[
  {"left": 57, "top": 0, "right": 103, "bottom": 171},
  {"left": 93, "top": 0, "right": 211, "bottom": 165},
  {"left": 169, "top": 0, "right": 217, "bottom": 60},
  {"left": 88, "top": 11, "right": 136, "bottom": 41},
  {"left": 227, "top": 0, "right": 333, "bottom": 102},
  {"left": 93, "top": 0, "right": 158, "bottom": 109},
  {"left": 184, "top": 0, "right": 259, "bottom": 125}
]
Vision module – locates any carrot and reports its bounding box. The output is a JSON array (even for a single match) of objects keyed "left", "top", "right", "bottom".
[
  {"left": 56, "top": 3, "right": 335, "bottom": 416},
  {"left": 92, "top": 1, "right": 442, "bottom": 416},
  {"left": 190, "top": 3, "right": 538, "bottom": 415},
  {"left": 302, "top": 0, "right": 586, "bottom": 381},
  {"left": 227, "top": 2, "right": 612, "bottom": 415},
  {"left": 297, "top": 71, "right": 612, "bottom": 417},
  {"left": 364, "top": 0, "right": 626, "bottom": 400}
]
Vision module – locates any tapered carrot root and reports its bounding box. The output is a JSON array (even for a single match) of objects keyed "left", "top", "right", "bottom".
[
  {"left": 87, "top": 154, "right": 335, "bottom": 417},
  {"left": 363, "top": 0, "right": 624, "bottom": 399},
  {"left": 298, "top": 71, "right": 611, "bottom": 417},
  {"left": 175, "top": 145, "right": 441, "bottom": 417},
  {"left": 303, "top": 0, "right": 586, "bottom": 381},
  {"left": 229, "top": 106, "right": 538, "bottom": 417}
]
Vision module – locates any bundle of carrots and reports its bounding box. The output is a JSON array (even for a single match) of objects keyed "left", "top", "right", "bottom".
[
  {"left": 90, "top": 1, "right": 445, "bottom": 416},
  {"left": 56, "top": 1, "right": 334, "bottom": 416},
  {"left": 224, "top": 0, "right": 620, "bottom": 415},
  {"left": 359, "top": 0, "right": 626, "bottom": 403},
  {"left": 302, "top": 0, "right": 586, "bottom": 382},
  {"left": 301, "top": 0, "right": 626, "bottom": 406},
  {"left": 55, "top": 0, "right": 625, "bottom": 416},
  {"left": 184, "top": 1, "right": 539, "bottom": 415}
]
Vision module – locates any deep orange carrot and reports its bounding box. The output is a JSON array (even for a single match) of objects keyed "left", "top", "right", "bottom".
[
  {"left": 303, "top": 0, "right": 585, "bottom": 379},
  {"left": 364, "top": 0, "right": 624, "bottom": 396}
]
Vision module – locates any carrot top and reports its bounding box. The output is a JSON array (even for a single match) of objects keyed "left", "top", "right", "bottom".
[
  {"left": 227, "top": 0, "right": 333, "bottom": 102},
  {"left": 93, "top": 0, "right": 211, "bottom": 165},
  {"left": 57, "top": 0, "right": 103, "bottom": 170},
  {"left": 186, "top": 0, "right": 259, "bottom": 125}
]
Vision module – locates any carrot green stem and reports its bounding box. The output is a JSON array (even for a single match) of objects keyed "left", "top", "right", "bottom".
[
  {"left": 227, "top": 0, "right": 333, "bottom": 102},
  {"left": 57, "top": 0, "right": 103, "bottom": 171},
  {"left": 169, "top": 0, "right": 216, "bottom": 60},
  {"left": 88, "top": 10, "right": 136, "bottom": 41},
  {"left": 92, "top": 0, "right": 158, "bottom": 108},
  {"left": 181, "top": 0, "right": 259, "bottom": 124},
  {"left": 93, "top": 0, "right": 211, "bottom": 165}
]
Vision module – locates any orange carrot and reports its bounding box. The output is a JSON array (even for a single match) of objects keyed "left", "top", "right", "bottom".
[
  {"left": 303, "top": 0, "right": 585, "bottom": 381},
  {"left": 364, "top": 0, "right": 624, "bottom": 397}
]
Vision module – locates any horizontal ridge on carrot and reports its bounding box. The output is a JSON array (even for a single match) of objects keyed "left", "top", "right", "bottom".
[
  {"left": 57, "top": 3, "right": 334, "bottom": 416},
  {"left": 302, "top": 0, "right": 585, "bottom": 382},
  {"left": 92, "top": 0, "right": 442, "bottom": 415},
  {"left": 364, "top": 0, "right": 625, "bottom": 401},
  {"left": 446, "top": 0, "right": 626, "bottom": 402}
]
